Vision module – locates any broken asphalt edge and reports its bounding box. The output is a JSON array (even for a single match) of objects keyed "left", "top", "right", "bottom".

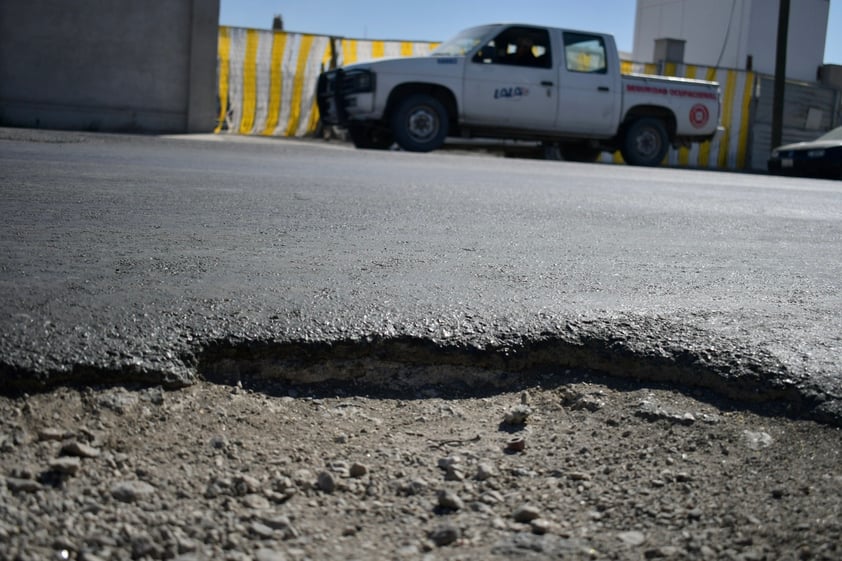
[{"left": 1, "top": 327, "right": 839, "bottom": 428}]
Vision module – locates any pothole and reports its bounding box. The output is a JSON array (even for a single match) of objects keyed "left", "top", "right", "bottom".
[
  {"left": 195, "top": 335, "right": 830, "bottom": 424},
  {"left": 2, "top": 333, "right": 835, "bottom": 426}
]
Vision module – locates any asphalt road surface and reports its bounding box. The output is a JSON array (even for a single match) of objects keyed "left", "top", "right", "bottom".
[{"left": 1, "top": 128, "right": 840, "bottom": 423}]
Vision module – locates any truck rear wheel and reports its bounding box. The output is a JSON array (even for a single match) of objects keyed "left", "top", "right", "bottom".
[
  {"left": 391, "top": 94, "right": 449, "bottom": 152},
  {"left": 621, "top": 118, "right": 668, "bottom": 166}
]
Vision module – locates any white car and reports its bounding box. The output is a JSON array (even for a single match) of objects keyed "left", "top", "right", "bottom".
[{"left": 768, "top": 126, "right": 842, "bottom": 179}]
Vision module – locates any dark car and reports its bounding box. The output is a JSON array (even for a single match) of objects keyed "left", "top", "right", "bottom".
[{"left": 768, "top": 126, "right": 842, "bottom": 179}]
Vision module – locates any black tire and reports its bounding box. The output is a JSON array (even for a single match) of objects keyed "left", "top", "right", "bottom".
[
  {"left": 348, "top": 123, "right": 393, "bottom": 150},
  {"left": 390, "top": 94, "right": 449, "bottom": 152},
  {"left": 560, "top": 143, "right": 601, "bottom": 162},
  {"left": 621, "top": 118, "right": 669, "bottom": 166}
]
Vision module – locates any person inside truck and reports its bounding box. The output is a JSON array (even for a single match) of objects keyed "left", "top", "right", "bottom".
[
  {"left": 511, "top": 37, "right": 532, "bottom": 61},
  {"left": 503, "top": 31, "right": 550, "bottom": 68},
  {"left": 474, "top": 27, "right": 551, "bottom": 68}
]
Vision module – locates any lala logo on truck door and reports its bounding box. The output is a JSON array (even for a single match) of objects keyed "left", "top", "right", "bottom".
[{"left": 494, "top": 86, "right": 530, "bottom": 99}]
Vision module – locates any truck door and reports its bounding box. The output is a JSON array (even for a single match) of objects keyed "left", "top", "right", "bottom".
[
  {"left": 462, "top": 26, "right": 558, "bottom": 130},
  {"left": 555, "top": 32, "right": 620, "bottom": 136}
]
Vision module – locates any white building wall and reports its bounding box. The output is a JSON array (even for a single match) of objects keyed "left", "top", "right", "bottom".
[{"left": 633, "top": 0, "right": 830, "bottom": 82}]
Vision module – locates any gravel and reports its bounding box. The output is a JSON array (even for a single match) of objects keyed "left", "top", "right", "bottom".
[{"left": 0, "top": 369, "right": 840, "bottom": 560}]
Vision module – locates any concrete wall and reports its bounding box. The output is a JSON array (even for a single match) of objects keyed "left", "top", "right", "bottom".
[
  {"left": 633, "top": 0, "right": 829, "bottom": 82},
  {"left": 0, "top": 0, "right": 219, "bottom": 133}
]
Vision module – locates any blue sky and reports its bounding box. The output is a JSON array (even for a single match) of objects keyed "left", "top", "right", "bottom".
[{"left": 219, "top": 0, "right": 841, "bottom": 65}]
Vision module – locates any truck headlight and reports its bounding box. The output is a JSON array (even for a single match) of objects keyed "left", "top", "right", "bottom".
[{"left": 343, "top": 70, "right": 375, "bottom": 94}]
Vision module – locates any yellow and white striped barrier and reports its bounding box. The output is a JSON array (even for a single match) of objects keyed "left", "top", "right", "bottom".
[
  {"left": 337, "top": 38, "right": 439, "bottom": 65},
  {"left": 216, "top": 27, "right": 332, "bottom": 136},
  {"left": 609, "top": 61, "right": 756, "bottom": 169},
  {"left": 216, "top": 27, "right": 437, "bottom": 137}
]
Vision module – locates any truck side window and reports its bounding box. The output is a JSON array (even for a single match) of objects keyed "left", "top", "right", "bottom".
[
  {"left": 563, "top": 32, "right": 607, "bottom": 74},
  {"left": 472, "top": 27, "right": 552, "bottom": 69}
]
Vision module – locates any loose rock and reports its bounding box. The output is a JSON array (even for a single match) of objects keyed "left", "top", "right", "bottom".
[
  {"left": 530, "top": 518, "right": 551, "bottom": 535},
  {"left": 255, "top": 549, "right": 287, "bottom": 561},
  {"left": 475, "top": 462, "right": 496, "bottom": 481},
  {"left": 60, "top": 441, "right": 100, "bottom": 459},
  {"left": 444, "top": 465, "right": 465, "bottom": 481},
  {"left": 260, "top": 515, "right": 299, "bottom": 540},
  {"left": 233, "top": 474, "right": 261, "bottom": 495},
  {"left": 437, "top": 456, "right": 461, "bottom": 470},
  {"left": 349, "top": 462, "right": 368, "bottom": 478},
  {"left": 437, "top": 490, "right": 464, "bottom": 511},
  {"left": 429, "top": 524, "right": 460, "bottom": 546},
  {"left": 504, "top": 404, "right": 532, "bottom": 425},
  {"left": 110, "top": 480, "right": 155, "bottom": 503},
  {"left": 250, "top": 522, "right": 275, "bottom": 539},
  {"left": 317, "top": 470, "right": 336, "bottom": 493},
  {"left": 37, "top": 427, "right": 69, "bottom": 442},
  {"left": 618, "top": 530, "right": 647, "bottom": 546},
  {"left": 742, "top": 430, "right": 774, "bottom": 450},
  {"left": 243, "top": 493, "right": 270, "bottom": 509},
  {"left": 5, "top": 477, "right": 41, "bottom": 493},
  {"left": 513, "top": 504, "right": 541, "bottom": 523},
  {"left": 399, "top": 478, "right": 428, "bottom": 496},
  {"left": 49, "top": 456, "right": 81, "bottom": 475}
]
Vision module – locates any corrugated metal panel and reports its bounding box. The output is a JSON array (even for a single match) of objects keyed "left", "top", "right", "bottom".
[
  {"left": 754, "top": 76, "right": 836, "bottom": 130},
  {"left": 751, "top": 75, "right": 839, "bottom": 169}
]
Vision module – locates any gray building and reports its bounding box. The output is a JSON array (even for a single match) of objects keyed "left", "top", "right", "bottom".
[{"left": 0, "top": 0, "right": 220, "bottom": 133}]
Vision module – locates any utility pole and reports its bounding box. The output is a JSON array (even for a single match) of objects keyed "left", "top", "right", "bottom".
[{"left": 771, "top": 0, "right": 790, "bottom": 149}]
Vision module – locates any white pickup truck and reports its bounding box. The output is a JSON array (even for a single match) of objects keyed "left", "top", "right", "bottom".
[{"left": 317, "top": 23, "right": 722, "bottom": 166}]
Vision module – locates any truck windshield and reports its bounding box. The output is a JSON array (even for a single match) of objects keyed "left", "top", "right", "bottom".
[{"left": 431, "top": 25, "right": 496, "bottom": 56}]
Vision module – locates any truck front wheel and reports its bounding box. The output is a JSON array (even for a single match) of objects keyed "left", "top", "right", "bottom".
[
  {"left": 621, "top": 118, "right": 669, "bottom": 166},
  {"left": 391, "top": 94, "right": 449, "bottom": 152}
]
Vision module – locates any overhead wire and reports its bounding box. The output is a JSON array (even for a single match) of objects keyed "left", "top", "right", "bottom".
[{"left": 716, "top": 0, "right": 739, "bottom": 67}]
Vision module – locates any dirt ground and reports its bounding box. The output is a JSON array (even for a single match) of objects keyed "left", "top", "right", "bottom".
[{"left": 1, "top": 369, "right": 840, "bottom": 561}]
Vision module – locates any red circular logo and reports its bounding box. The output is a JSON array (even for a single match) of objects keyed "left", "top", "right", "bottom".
[{"left": 690, "top": 103, "right": 710, "bottom": 129}]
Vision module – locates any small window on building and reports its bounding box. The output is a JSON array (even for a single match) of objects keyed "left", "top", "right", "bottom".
[
  {"left": 472, "top": 26, "right": 552, "bottom": 69},
  {"left": 563, "top": 32, "right": 607, "bottom": 73}
]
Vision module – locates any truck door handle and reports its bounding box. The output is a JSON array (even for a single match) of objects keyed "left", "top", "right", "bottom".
[
  {"left": 541, "top": 81, "right": 554, "bottom": 86},
  {"left": 598, "top": 86, "right": 610, "bottom": 92}
]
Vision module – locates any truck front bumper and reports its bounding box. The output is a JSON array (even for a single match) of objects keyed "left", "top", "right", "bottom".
[{"left": 316, "top": 69, "right": 376, "bottom": 126}]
